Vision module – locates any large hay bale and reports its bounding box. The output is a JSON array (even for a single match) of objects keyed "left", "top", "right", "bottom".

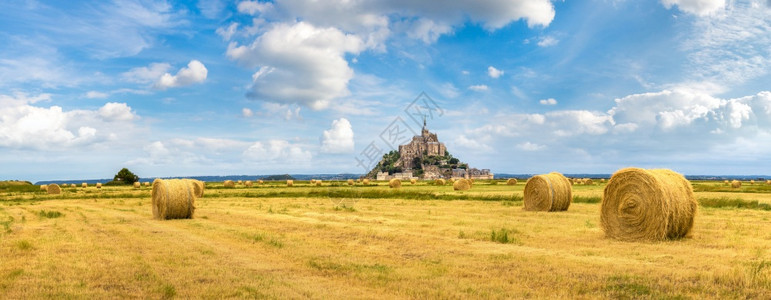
[
  {"left": 287, "top": 180, "right": 294, "bottom": 187},
  {"left": 245, "top": 180, "right": 253, "bottom": 187},
  {"left": 315, "top": 180, "right": 323, "bottom": 186},
  {"left": 82, "top": 182, "right": 87, "bottom": 188},
  {"left": 223, "top": 180, "right": 235, "bottom": 188},
  {"left": 731, "top": 180, "right": 741, "bottom": 188},
  {"left": 347, "top": 179, "right": 354, "bottom": 185},
  {"left": 362, "top": 179, "right": 370, "bottom": 185},
  {"left": 389, "top": 178, "right": 401, "bottom": 189},
  {"left": 47, "top": 183, "right": 61, "bottom": 195},
  {"left": 506, "top": 178, "right": 517, "bottom": 185},
  {"left": 151, "top": 179, "right": 195, "bottom": 220},
  {"left": 186, "top": 180, "right": 205, "bottom": 197},
  {"left": 434, "top": 179, "right": 446, "bottom": 186},
  {"left": 453, "top": 178, "right": 471, "bottom": 191},
  {"left": 40, "top": 185, "right": 47, "bottom": 191},
  {"left": 96, "top": 183, "right": 102, "bottom": 189},
  {"left": 523, "top": 172, "right": 572, "bottom": 212},
  {"left": 134, "top": 182, "right": 141, "bottom": 189},
  {"left": 410, "top": 178, "right": 417, "bottom": 184},
  {"left": 601, "top": 168, "right": 697, "bottom": 241}
]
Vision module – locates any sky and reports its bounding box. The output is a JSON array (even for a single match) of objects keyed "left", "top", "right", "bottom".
[{"left": 1, "top": 0, "right": 771, "bottom": 182}]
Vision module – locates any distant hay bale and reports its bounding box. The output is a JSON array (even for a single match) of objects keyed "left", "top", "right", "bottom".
[
  {"left": 767, "top": 180, "right": 771, "bottom": 185},
  {"left": 506, "top": 178, "right": 517, "bottom": 185},
  {"left": 96, "top": 183, "right": 102, "bottom": 189},
  {"left": 223, "top": 180, "right": 235, "bottom": 188},
  {"left": 362, "top": 179, "right": 370, "bottom": 185},
  {"left": 287, "top": 180, "right": 294, "bottom": 187},
  {"left": 245, "top": 180, "right": 253, "bottom": 187},
  {"left": 347, "top": 179, "right": 354, "bottom": 185},
  {"left": 186, "top": 179, "right": 205, "bottom": 197},
  {"left": 731, "top": 180, "right": 741, "bottom": 188},
  {"left": 311, "top": 179, "right": 316, "bottom": 184},
  {"left": 237, "top": 180, "right": 243, "bottom": 184},
  {"left": 389, "top": 178, "right": 401, "bottom": 189},
  {"left": 258, "top": 180, "right": 264, "bottom": 184},
  {"left": 523, "top": 172, "right": 572, "bottom": 212},
  {"left": 82, "top": 182, "right": 87, "bottom": 188},
  {"left": 69, "top": 184, "right": 75, "bottom": 188},
  {"left": 151, "top": 179, "right": 195, "bottom": 220},
  {"left": 40, "top": 185, "right": 47, "bottom": 191},
  {"left": 449, "top": 178, "right": 455, "bottom": 184},
  {"left": 410, "top": 178, "right": 417, "bottom": 184},
  {"left": 434, "top": 179, "right": 446, "bottom": 186},
  {"left": 750, "top": 180, "right": 755, "bottom": 185},
  {"left": 453, "top": 178, "right": 471, "bottom": 191},
  {"left": 585, "top": 179, "right": 594, "bottom": 185},
  {"left": 133, "top": 182, "right": 141, "bottom": 189},
  {"left": 144, "top": 182, "right": 150, "bottom": 187},
  {"left": 315, "top": 180, "right": 323, "bottom": 186},
  {"left": 601, "top": 179, "right": 606, "bottom": 183},
  {"left": 601, "top": 168, "right": 697, "bottom": 241},
  {"left": 47, "top": 183, "right": 61, "bottom": 195},
  {"left": 356, "top": 178, "right": 362, "bottom": 183}
]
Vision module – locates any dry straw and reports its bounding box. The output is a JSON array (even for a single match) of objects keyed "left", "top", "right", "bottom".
[
  {"left": 453, "top": 178, "right": 471, "bottom": 191},
  {"left": 434, "top": 179, "right": 446, "bottom": 186},
  {"left": 750, "top": 180, "right": 755, "bottom": 185},
  {"left": 287, "top": 180, "right": 294, "bottom": 187},
  {"left": 144, "top": 182, "right": 150, "bottom": 187},
  {"left": 134, "top": 182, "right": 141, "bottom": 189},
  {"left": 311, "top": 179, "right": 316, "bottom": 184},
  {"left": 507, "top": 178, "right": 517, "bottom": 185},
  {"left": 362, "top": 179, "right": 370, "bottom": 185},
  {"left": 245, "top": 180, "right": 253, "bottom": 187},
  {"left": 40, "top": 185, "right": 47, "bottom": 191},
  {"left": 258, "top": 180, "right": 264, "bottom": 184},
  {"left": 237, "top": 180, "right": 243, "bottom": 184},
  {"left": 389, "top": 178, "right": 401, "bottom": 189},
  {"left": 223, "top": 180, "right": 235, "bottom": 188},
  {"left": 151, "top": 179, "right": 196, "bottom": 220},
  {"left": 585, "top": 179, "right": 594, "bottom": 185},
  {"left": 601, "top": 178, "right": 606, "bottom": 183},
  {"left": 70, "top": 184, "right": 76, "bottom": 188},
  {"left": 410, "top": 178, "right": 417, "bottom": 184},
  {"left": 723, "top": 180, "right": 729, "bottom": 185},
  {"left": 523, "top": 172, "right": 572, "bottom": 212},
  {"left": 186, "top": 180, "right": 205, "bottom": 197},
  {"left": 315, "top": 180, "right": 323, "bottom": 186},
  {"left": 96, "top": 183, "right": 102, "bottom": 189},
  {"left": 82, "top": 182, "right": 87, "bottom": 188},
  {"left": 731, "top": 180, "right": 741, "bottom": 188},
  {"left": 601, "top": 168, "right": 698, "bottom": 241},
  {"left": 767, "top": 180, "right": 771, "bottom": 185},
  {"left": 347, "top": 179, "right": 354, "bottom": 185},
  {"left": 47, "top": 183, "right": 61, "bottom": 195}
]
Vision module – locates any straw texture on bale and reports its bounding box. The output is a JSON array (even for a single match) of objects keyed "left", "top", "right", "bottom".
[
  {"left": 315, "top": 180, "right": 323, "bottom": 186},
  {"left": 506, "top": 178, "right": 517, "bottom": 185},
  {"left": 410, "top": 178, "right": 417, "bottom": 184},
  {"left": 523, "top": 172, "right": 572, "bottom": 212},
  {"left": 223, "top": 180, "right": 235, "bottom": 188},
  {"left": 731, "top": 180, "right": 741, "bottom": 188},
  {"left": 389, "top": 178, "right": 401, "bottom": 189},
  {"left": 40, "top": 185, "right": 47, "bottom": 191},
  {"left": 151, "top": 179, "right": 196, "bottom": 220},
  {"left": 245, "top": 181, "right": 253, "bottom": 187},
  {"left": 585, "top": 179, "right": 594, "bottom": 185},
  {"left": 601, "top": 168, "right": 697, "bottom": 241},
  {"left": 347, "top": 179, "right": 354, "bottom": 185},
  {"left": 434, "top": 179, "right": 446, "bottom": 186},
  {"left": 453, "top": 179, "right": 471, "bottom": 191},
  {"left": 186, "top": 180, "right": 205, "bottom": 197},
  {"left": 287, "top": 180, "right": 294, "bottom": 187},
  {"left": 96, "top": 183, "right": 102, "bottom": 189},
  {"left": 362, "top": 179, "right": 370, "bottom": 185},
  {"left": 82, "top": 183, "right": 87, "bottom": 188},
  {"left": 47, "top": 183, "right": 61, "bottom": 195},
  {"left": 134, "top": 182, "right": 141, "bottom": 188}
]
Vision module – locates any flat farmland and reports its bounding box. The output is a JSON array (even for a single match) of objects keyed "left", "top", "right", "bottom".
[{"left": 1, "top": 180, "right": 770, "bottom": 298}]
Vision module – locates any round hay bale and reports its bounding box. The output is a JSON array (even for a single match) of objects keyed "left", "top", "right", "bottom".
[
  {"left": 434, "top": 179, "right": 446, "bottom": 186},
  {"left": 96, "top": 183, "right": 102, "bottom": 189},
  {"left": 523, "top": 172, "right": 572, "bottom": 212},
  {"left": 601, "top": 168, "right": 697, "bottom": 241},
  {"left": 601, "top": 178, "right": 606, "bottom": 183},
  {"left": 315, "top": 180, "right": 323, "bottom": 187},
  {"left": 223, "top": 180, "right": 235, "bottom": 188},
  {"left": 731, "top": 180, "right": 741, "bottom": 188},
  {"left": 245, "top": 180, "right": 253, "bottom": 187},
  {"left": 506, "top": 178, "right": 517, "bottom": 185},
  {"left": 69, "top": 184, "right": 75, "bottom": 188},
  {"left": 410, "top": 178, "right": 417, "bottom": 184},
  {"left": 362, "top": 179, "right": 370, "bottom": 185},
  {"left": 766, "top": 180, "right": 771, "bottom": 185},
  {"left": 750, "top": 180, "right": 755, "bottom": 185},
  {"left": 453, "top": 178, "right": 471, "bottom": 191},
  {"left": 144, "top": 182, "right": 150, "bottom": 187},
  {"left": 356, "top": 178, "right": 362, "bottom": 183},
  {"left": 151, "top": 179, "right": 195, "bottom": 220},
  {"left": 258, "top": 180, "right": 264, "bottom": 184},
  {"left": 237, "top": 180, "right": 243, "bottom": 184},
  {"left": 389, "top": 178, "right": 401, "bottom": 189},
  {"left": 723, "top": 180, "right": 729, "bottom": 185},
  {"left": 133, "top": 182, "right": 141, "bottom": 189},
  {"left": 449, "top": 178, "right": 456, "bottom": 184},
  {"left": 40, "top": 185, "right": 47, "bottom": 191},
  {"left": 47, "top": 183, "right": 61, "bottom": 195},
  {"left": 310, "top": 179, "right": 316, "bottom": 184},
  {"left": 287, "top": 180, "right": 294, "bottom": 187},
  {"left": 347, "top": 179, "right": 354, "bottom": 185},
  {"left": 185, "top": 179, "right": 205, "bottom": 197},
  {"left": 585, "top": 179, "right": 594, "bottom": 185},
  {"left": 82, "top": 182, "right": 87, "bottom": 188}
]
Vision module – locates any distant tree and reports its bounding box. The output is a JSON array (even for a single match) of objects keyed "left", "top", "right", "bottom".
[
  {"left": 448, "top": 157, "right": 459, "bottom": 164},
  {"left": 113, "top": 168, "right": 139, "bottom": 184}
]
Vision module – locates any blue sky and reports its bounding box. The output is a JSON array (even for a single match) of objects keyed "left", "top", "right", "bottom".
[{"left": 1, "top": 0, "right": 771, "bottom": 182}]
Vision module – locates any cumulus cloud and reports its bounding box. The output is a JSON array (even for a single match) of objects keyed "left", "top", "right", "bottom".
[
  {"left": 216, "top": 23, "right": 239, "bottom": 41},
  {"left": 488, "top": 66, "right": 504, "bottom": 78},
  {"left": 122, "top": 62, "right": 172, "bottom": 84},
  {"left": 243, "top": 139, "right": 312, "bottom": 163},
  {"left": 469, "top": 84, "right": 489, "bottom": 91},
  {"left": 320, "top": 118, "right": 354, "bottom": 153},
  {"left": 661, "top": 0, "right": 725, "bottom": 16},
  {"left": 237, "top": 1, "right": 273, "bottom": 15},
  {"left": 98, "top": 102, "right": 136, "bottom": 122},
  {"left": 539, "top": 98, "right": 557, "bottom": 105},
  {"left": 155, "top": 60, "right": 208, "bottom": 89}
]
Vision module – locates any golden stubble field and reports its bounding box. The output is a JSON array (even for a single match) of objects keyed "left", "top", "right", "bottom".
[{"left": 1, "top": 180, "right": 770, "bottom": 299}]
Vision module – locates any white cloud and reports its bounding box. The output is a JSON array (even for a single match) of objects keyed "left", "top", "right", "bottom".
[
  {"left": 155, "top": 60, "right": 208, "bottom": 89},
  {"left": 98, "top": 102, "right": 136, "bottom": 122},
  {"left": 227, "top": 22, "right": 366, "bottom": 110},
  {"left": 122, "top": 63, "right": 172, "bottom": 84},
  {"left": 243, "top": 139, "right": 312, "bottom": 163},
  {"left": 237, "top": 1, "right": 273, "bottom": 15},
  {"left": 260, "top": 102, "right": 302, "bottom": 120},
  {"left": 539, "top": 98, "right": 557, "bottom": 105},
  {"left": 216, "top": 23, "right": 239, "bottom": 41},
  {"left": 488, "top": 66, "right": 504, "bottom": 78},
  {"left": 468, "top": 84, "right": 489, "bottom": 91},
  {"left": 86, "top": 91, "right": 109, "bottom": 99},
  {"left": 320, "top": 118, "right": 355, "bottom": 153},
  {"left": 242, "top": 108, "right": 254, "bottom": 117},
  {"left": 661, "top": 0, "right": 725, "bottom": 16},
  {"left": 516, "top": 142, "right": 546, "bottom": 151},
  {"left": 405, "top": 18, "right": 453, "bottom": 44},
  {"left": 537, "top": 36, "right": 559, "bottom": 47}
]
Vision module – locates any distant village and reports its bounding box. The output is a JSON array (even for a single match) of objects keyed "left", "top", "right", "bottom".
[{"left": 367, "top": 120, "right": 493, "bottom": 181}]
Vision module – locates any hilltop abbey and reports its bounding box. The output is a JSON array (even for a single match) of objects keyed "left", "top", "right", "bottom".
[{"left": 368, "top": 119, "right": 493, "bottom": 180}]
